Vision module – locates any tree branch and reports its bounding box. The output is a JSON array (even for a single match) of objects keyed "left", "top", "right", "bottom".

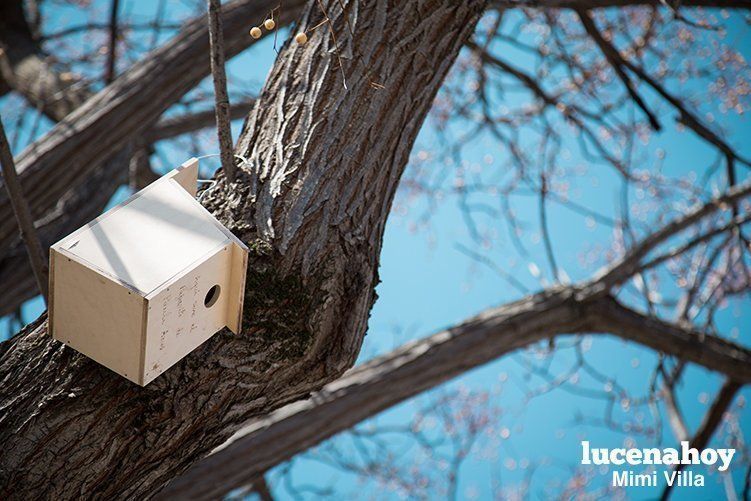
[
  {"left": 207, "top": 0, "right": 236, "bottom": 182},
  {"left": 592, "top": 180, "right": 751, "bottom": 291},
  {"left": 575, "top": 8, "right": 661, "bottom": 131},
  {"left": 588, "top": 297, "right": 751, "bottom": 382},
  {"left": 661, "top": 379, "right": 742, "bottom": 500},
  {"left": 0, "top": 117, "right": 48, "bottom": 302},
  {"left": 105, "top": 0, "right": 121, "bottom": 83},
  {"left": 578, "top": 14, "right": 750, "bottom": 169},
  {"left": 158, "top": 288, "right": 590, "bottom": 498},
  {"left": 160, "top": 291, "right": 751, "bottom": 498}
]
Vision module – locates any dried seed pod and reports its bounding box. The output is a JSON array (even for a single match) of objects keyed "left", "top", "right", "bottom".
[
  {"left": 295, "top": 32, "right": 308, "bottom": 44},
  {"left": 249, "top": 27, "right": 262, "bottom": 39},
  {"left": 264, "top": 18, "right": 275, "bottom": 30}
]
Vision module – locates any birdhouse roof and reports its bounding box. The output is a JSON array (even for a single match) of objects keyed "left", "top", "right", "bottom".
[{"left": 53, "top": 159, "right": 234, "bottom": 295}]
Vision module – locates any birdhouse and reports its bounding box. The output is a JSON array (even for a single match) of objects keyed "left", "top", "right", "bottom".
[{"left": 48, "top": 158, "right": 248, "bottom": 386}]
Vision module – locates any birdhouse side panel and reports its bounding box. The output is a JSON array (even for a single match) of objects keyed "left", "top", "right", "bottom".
[
  {"left": 141, "top": 243, "right": 234, "bottom": 385},
  {"left": 49, "top": 249, "right": 147, "bottom": 385},
  {"left": 225, "top": 241, "right": 248, "bottom": 335},
  {"left": 164, "top": 157, "right": 199, "bottom": 197}
]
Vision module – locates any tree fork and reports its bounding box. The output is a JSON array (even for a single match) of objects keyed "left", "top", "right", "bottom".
[{"left": 0, "top": 1, "right": 486, "bottom": 498}]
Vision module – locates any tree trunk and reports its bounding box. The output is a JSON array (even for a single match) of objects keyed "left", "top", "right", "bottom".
[{"left": 0, "top": 1, "right": 486, "bottom": 498}]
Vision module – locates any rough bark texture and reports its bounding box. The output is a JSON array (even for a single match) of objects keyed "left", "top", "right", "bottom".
[{"left": 0, "top": 1, "right": 486, "bottom": 498}]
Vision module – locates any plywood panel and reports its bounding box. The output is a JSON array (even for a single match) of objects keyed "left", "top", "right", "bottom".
[
  {"left": 166, "top": 157, "right": 199, "bottom": 196},
  {"left": 142, "top": 243, "right": 232, "bottom": 385},
  {"left": 58, "top": 180, "right": 228, "bottom": 294},
  {"left": 50, "top": 248, "right": 146, "bottom": 385},
  {"left": 226, "top": 242, "right": 248, "bottom": 334}
]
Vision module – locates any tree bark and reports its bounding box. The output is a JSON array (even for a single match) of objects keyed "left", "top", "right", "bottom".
[{"left": 0, "top": 1, "right": 486, "bottom": 498}]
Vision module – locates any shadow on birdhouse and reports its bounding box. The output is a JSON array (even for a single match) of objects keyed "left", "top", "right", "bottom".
[{"left": 48, "top": 158, "right": 248, "bottom": 386}]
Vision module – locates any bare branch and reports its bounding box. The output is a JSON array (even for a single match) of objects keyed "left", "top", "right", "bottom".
[
  {"left": 661, "top": 379, "right": 742, "bottom": 500},
  {"left": 593, "top": 180, "right": 751, "bottom": 290},
  {"left": 161, "top": 292, "right": 751, "bottom": 498},
  {"left": 584, "top": 18, "right": 750, "bottom": 169},
  {"left": 589, "top": 297, "right": 751, "bottom": 383},
  {"left": 149, "top": 99, "right": 255, "bottom": 141},
  {"left": 251, "top": 475, "right": 274, "bottom": 501},
  {"left": 662, "top": 383, "right": 689, "bottom": 443},
  {"left": 207, "top": 0, "right": 236, "bottom": 182},
  {"left": 575, "top": 9, "right": 661, "bottom": 131},
  {"left": 105, "top": 0, "right": 121, "bottom": 84},
  {"left": 159, "top": 288, "right": 590, "bottom": 498},
  {"left": 0, "top": 117, "right": 48, "bottom": 302}
]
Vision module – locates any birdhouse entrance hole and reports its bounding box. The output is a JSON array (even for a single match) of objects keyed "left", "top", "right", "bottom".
[{"left": 204, "top": 284, "right": 221, "bottom": 308}]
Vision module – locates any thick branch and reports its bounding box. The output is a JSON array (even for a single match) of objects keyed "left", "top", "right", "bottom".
[
  {"left": 588, "top": 297, "right": 751, "bottom": 382},
  {"left": 159, "top": 289, "right": 588, "bottom": 499},
  {"left": 161, "top": 292, "right": 751, "bottom": 498}
]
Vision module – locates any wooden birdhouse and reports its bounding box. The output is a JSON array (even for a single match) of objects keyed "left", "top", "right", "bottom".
[{"left": 48, "top": 158, "right": 248, "bottom": 386}]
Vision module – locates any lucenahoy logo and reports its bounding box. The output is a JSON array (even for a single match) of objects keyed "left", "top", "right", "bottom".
[{"left": 581, "top": 441, "right": 735, "bottom": 488}]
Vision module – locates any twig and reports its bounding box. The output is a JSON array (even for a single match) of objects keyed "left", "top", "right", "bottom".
[
  {"left": 0, "top": 117, "right": 48, "bottom": 303},
  {"left": 539, "top": 171, "right": 562, "bottom": 283},
  {"left": 594, "top": 180, "right": 751, "bottom": 290},
  {"left": 251, "top": 474, "right": 274, "bottom": 501},
  {"left": 660, "top": 379, "right": 742, "bottom": 500},
  {"left": 315, "top": 0, "right": 348, "bottom": 89},
  {"left": 576, "top": 9, "right": 661, "bottom": 132},
  {"left": 105, "top": 0, "right": 121, "bottom": 83},
  {"left": 207, "top": 0, "right": 236, "bottom": 182}
]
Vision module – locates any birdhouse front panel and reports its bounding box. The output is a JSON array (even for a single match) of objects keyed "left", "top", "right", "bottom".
[
  {"left": 49, "top": 158, "right": 249, "bottom": 386},
  {"left": 141, "top": 242, "right": 246, "bottom": 385}
]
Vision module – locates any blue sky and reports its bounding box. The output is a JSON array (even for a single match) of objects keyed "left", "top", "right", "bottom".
[{"left": 1, "top": 2, "right": 749, "bottom": 499}]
